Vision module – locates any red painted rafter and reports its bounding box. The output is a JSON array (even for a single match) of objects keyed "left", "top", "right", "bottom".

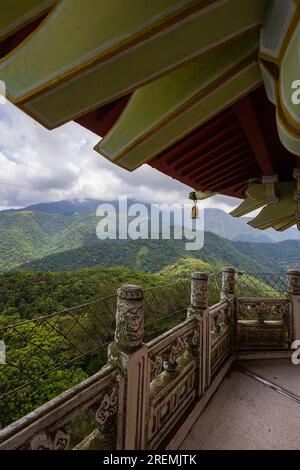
[
  {"left": 157, "top": 110, "right": 235, "bottom": 164},
  {"left": 209, "top": 168, "right": 259, "bottom": 192},
  {"left": 233, "top": 95, "right": 274, "bottom": 175},
  {"left": 185, "top": 137, "right": 247, "bottom": 178},
  {"left": 190, "top": 144, "right": 251, "bottom": 181},
  {"left": 202, "top": 161, "right": 256, "bottom": 189},
  {"left": 198, "top": 152, "right": 254, "bottom": 185},
  {"left": 174, "top": 123, "right": 242, "bottom": 173}
]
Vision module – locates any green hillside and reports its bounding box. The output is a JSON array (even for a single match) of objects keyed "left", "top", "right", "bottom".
[
  {"left": 234, "top": 239, "right": 300, "bottom": 272},
  {"left": 0, "top": 266, "right": 168, "bottom": 323},
  {"left": 0, "top": 208, "right": 299, "bottom": 273},
  {"left": 18, "top": 230, "right": 300, "bottom": 274}
]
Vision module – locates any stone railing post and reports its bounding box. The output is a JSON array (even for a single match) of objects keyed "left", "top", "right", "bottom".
[
  {"left": 220, "top": 266, "right": 237, "bottom": 346},
  {"left": 188, "top": 272, "right": 208, "bottom": 316},
  {"left": 220, "top": 266, "right": 235, "bottom": 302},
  {"left": 108, "top": 285, "right": 148, "bottom": 450},
  {"left": 287, "top": 270, "right": 300, "bottom": 342},
  {"left": 187, "top": 272, "right": 210, "bottom": 394}
]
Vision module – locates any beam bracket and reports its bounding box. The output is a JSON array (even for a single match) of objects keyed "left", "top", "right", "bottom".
[{"left": 262, "top": 174, "right": 279, "bottom": 205}]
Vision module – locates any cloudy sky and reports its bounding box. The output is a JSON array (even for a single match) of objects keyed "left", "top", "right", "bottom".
[{"left": 0, "top": 101, "right": 240, "bottom": 211}]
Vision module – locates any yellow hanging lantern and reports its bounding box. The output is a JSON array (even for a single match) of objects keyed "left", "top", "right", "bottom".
[{"left": 191, "top": 200, "right": 199, "bottom": 219}]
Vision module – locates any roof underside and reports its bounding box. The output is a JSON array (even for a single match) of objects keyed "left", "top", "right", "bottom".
[
  {"left": 73, "top": 83, "right": 298, "bottom": 200},
  {"left": 150, "top": 86, "right": 298, "bottom": 199},
  {"left": 1, "top": 0, "right": 300, "bottom": 230}
]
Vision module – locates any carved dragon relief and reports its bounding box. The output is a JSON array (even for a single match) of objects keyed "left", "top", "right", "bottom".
[{"left": 115, "top": 297, "right": 144, "bottom": 349}]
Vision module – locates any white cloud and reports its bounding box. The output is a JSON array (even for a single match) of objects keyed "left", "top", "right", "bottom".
[{"left": 0, "top": 102, "right": 240, "bottom": 211}]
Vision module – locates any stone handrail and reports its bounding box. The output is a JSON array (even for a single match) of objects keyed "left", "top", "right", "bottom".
[
  {"left": 0, "top": 364, "right": 118, "bottom": 450},
  {"left": 210, "top": 300, "right": 233, "bottom": 379}
]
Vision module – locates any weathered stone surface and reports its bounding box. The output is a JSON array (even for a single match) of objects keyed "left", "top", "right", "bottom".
[
  {"left": 115, "top": 285, "right": 144, "bottom": 352},
  {"left": 221, "top": 267, "right": 235, "bottom": 301},
  {"left": 287, "top": 270, "right": 300, "bottom": 295},
  {"left": 188, "top": 272, "right": 208, "bottom": 316}
]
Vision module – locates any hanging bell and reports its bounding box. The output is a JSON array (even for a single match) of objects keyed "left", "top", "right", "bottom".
[{"left": 191, "top": 201, "right": 199, "bottom": 219}]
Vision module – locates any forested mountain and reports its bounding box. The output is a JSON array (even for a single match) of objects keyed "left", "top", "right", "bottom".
[
  {"left": 0, "top": 205, "right": 299, "bottom": 272},
  {"left": 0, "top": 266, "right": 168, "bottom": 323},
  {"left": 18, "top": 231, "right": 300, "bottom": 274}
]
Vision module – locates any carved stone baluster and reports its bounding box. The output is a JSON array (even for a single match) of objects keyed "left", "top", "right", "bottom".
[
  {"left": 221, "top": 267, "right": 236, "bottom": 349},
  {"left": 114, "top": 284, "right": 144, "bottom": 353},
  {"left": 108, "top": 285, "right": 148, "bottom": 450},
  {"left": 187, "top": 272, "right": 208, "bottom": 317},
  {"left": 287, "top": 270, "right": 300, "bottom": 343},
  {"left": 220, "top": 267, "right": 235, "bottom": 303},
  {"left": 187, "top": 272, "right": 209, "bottom": 394}
]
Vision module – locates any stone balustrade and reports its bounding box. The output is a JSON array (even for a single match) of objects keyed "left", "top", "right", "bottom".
[{"left": 0, "top": 267, "right": 299, "bottom": 450}]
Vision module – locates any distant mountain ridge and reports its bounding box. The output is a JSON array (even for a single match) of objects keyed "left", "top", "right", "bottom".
[
  {"left": 0, "top": 198, "right": 299, "bottom": 272},
  {"left": 2, "top": 198, "right": 299, "bottom": 243},
  {"left": 203, "top": 208, "right": 300, "bottom": 243}
]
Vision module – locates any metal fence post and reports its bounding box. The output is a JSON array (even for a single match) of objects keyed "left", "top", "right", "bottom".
[
  {"left": 108, "top": 285, "right": 148, "bottom": 450},
  {"left": 287, "top": 270, "right": 300, "bottom": 342},
  {"left": 187, "top": 272, "right": 210, "bottom": 394}
]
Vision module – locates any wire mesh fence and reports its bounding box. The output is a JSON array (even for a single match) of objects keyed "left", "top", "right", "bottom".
[
  {"left": 143, "top": 280, "right": 190, "bottom": 341},
  {"left": 0, "top": 280, "right": 192, "bottom": 426},
  {"left": 208, "top": 272, "right": 222, "bottom": 306},
  {"left": 235, "top": 272, "right": 287, "bottom": 298},
  {"left": 0, "top": 295, "right": 117, "bottom": 427}
]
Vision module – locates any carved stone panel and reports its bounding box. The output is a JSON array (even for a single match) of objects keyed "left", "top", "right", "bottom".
[
  {"left": 237, "top": 322, "right": 289, "bottom": 350},
  {"left": 30, "top": 429, "right": 70, "bottom": 450},
  {"left": 148, "top": 362, "right": 196, "bottom": 449},
  {"left": 95, "top": 383, "right": 118, "bottom": 433},
  {"left": 150, "top": 355, "right": 164, "bottom": 382}
]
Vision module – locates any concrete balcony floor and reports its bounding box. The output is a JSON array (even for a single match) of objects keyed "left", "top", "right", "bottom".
[{"left": 180, "top": 359, "right": 300, "bottom": 450}]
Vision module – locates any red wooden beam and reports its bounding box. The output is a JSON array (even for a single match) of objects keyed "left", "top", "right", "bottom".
[{"left": 233, "top": 95, "right": 274, "bottom": 175}]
